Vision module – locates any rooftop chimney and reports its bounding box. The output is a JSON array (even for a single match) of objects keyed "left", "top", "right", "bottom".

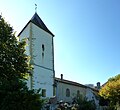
[
  {"left": 61, "top": 74, "right": 63, "bottom": 80},
  {"left": 97, "top": 82, "right": 100, "bottom": 89}
]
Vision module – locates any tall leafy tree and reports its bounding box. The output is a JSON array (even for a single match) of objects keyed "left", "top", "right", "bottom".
[
  {"left": 0, "top": 16, "right": 44, "bottom": 110},
  {"left": 99, "top": 74, "right": 120, "bottom": 109}
]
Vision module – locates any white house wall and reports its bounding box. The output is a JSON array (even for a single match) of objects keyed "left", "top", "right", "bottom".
[
  {"left": 19, "top": 21, "right": 54, "bottom": 98},
  {"left": 56, "top": 80, "right": 99, "bottom": 108},
  {"left": 56, "top": 81, "right": 86, "bottom": 103},
  {"left": 33, "top": 66, "right": 54, "bottom": 97},
  {"left": 31, "top": 23, "right": 53, "bottom": 70},
  {"left": 31, "top": 23, "right": 54, "bottom": 97}
]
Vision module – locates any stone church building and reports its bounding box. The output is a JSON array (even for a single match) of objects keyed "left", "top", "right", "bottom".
[{"left": 18, "top": 13, "right": 99, "bottom": 107}]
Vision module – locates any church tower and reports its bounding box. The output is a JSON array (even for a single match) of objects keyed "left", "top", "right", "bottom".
[{"left": 18, "top": 13, "right": 55, "bottom": 97}]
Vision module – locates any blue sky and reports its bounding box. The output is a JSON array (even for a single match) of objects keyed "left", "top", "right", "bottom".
[{"left": 0, "top": 0, "right": 120, "bottom": 85}]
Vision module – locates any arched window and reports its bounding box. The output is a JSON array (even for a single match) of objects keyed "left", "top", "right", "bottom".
[{"left": 66, "top": 88, "right": 70, "bottom": 97}]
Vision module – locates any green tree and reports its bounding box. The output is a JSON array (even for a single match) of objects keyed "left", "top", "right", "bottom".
[
  {"left": 73, "top": 94, "right": 96, "bottom": 110},
  {"left": 99, "top": 74, "right": 120, "bottom": 109},
  {"left": 0, "top": 16, "right": 44, "bottom": 110}
]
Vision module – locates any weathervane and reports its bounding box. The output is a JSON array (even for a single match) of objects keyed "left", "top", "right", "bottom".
[{"left": 35, "top": 4, "right": 37, "bottom": 13}]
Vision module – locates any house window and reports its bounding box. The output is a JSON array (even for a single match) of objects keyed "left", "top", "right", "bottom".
[
  {"left": 66, "top": 88, "right": 70, "bottom": 97},
  {"left": 42, "top": 89, "right": 46, "bottom": 97}
]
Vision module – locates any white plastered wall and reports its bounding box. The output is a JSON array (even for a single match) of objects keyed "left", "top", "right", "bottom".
[{"left": 19, "top": 22, "right": 54, "bottom": 97}]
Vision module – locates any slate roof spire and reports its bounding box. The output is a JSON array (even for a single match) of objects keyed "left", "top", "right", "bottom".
[{"left": 18, "top": 13, "right": 54, "bottom": 37}]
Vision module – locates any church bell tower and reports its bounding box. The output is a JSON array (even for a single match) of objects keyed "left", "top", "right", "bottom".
[{"left": 18, "top": 13, "right": 55, "bottom": 97}]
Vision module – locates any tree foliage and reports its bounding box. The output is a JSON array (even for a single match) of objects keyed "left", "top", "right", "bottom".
[
  {"left": 0, "top": 16, "right": 44, "bottom": 110},
  {"left": 99, "top": 74, "right": 120, "bottom": 108},
  {"left": 0, "top": 16, "right": 30, "bottom": 80},
  {"left": 73, "top": 94, "right": 96, "bottom": 110}
]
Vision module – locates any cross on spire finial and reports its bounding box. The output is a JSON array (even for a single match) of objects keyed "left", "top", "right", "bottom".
[{"left": 35, "top": 4, "right": 37, "bottom": 13}]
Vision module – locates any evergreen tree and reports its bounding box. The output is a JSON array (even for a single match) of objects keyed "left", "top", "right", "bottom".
[{"left": 0, "top": 16, "right": 44, "bottom": 110}]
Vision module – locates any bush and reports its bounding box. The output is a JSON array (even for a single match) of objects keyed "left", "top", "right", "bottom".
[{"left": 73, "top": 94, "right": 96, "bottom": 110}]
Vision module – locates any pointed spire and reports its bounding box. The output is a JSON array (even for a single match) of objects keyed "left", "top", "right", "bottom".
[
  {"left": 30, "top": 13, "right": 54, "bottom": 36},
  {"left": 18, "top": 13, "right": 54, "bottom": 37}
]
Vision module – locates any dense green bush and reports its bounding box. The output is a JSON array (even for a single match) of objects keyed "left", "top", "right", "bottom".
[{"left": 73, "top": 94, "right": 96, "bottom": 110}]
